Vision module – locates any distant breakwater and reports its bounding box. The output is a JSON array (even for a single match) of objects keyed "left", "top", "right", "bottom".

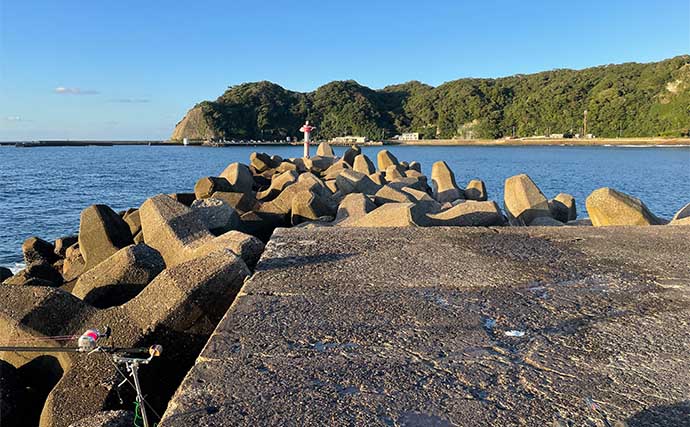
[{"left": 0, "top": 140, "right": 170, "bottom": 147}]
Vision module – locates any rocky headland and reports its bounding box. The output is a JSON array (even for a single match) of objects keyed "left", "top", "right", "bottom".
[
  {"left": 170, "top": 56, "right": 690, "bottom": 143},
  {"left": 1, "top": 143, "right": 688, "bottom": 426}
]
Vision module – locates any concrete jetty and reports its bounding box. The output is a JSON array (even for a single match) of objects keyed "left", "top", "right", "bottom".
[{"left": 161, "top": 226, "right": 690, "bottom": 426}]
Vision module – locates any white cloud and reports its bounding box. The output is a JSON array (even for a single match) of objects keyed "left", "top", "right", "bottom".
[
  {"left": 54, "top": 86, "right": 99, "bottom": 95},
  {"left": 3, "top": 116, "right": 32, "bottom": 124}
]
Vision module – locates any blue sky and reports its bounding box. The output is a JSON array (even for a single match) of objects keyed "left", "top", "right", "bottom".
[{"left": 1, "top": 0, "right": 688, "bottom": 140}]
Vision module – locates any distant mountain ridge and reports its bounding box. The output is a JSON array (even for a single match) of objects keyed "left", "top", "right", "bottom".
[{"left": 171, "top": 55, "right": 690, "bottom": 141}]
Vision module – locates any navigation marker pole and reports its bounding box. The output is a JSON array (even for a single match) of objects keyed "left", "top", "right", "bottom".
[{"left": 300, "top": 120, "right": 316, "bottom": 159}]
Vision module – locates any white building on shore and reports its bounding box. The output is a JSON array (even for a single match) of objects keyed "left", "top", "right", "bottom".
[
  {"left": 400, "top": 132, "right": 420, "bottom": 141},
  {"left": 332, "top": 136, "right": 368, "bottom": 144}
]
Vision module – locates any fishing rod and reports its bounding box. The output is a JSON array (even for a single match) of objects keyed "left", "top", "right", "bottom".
[
  {"left": 1, "top": 327, "right": 126, "bottom": 352},
  {"left": 0, "top": 327, "right": 162, "bottom": 427}
]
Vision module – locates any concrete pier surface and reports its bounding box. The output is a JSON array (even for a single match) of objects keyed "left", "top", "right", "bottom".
[{"left": 161, "top": 226, "right": 690, "bottom": 426}]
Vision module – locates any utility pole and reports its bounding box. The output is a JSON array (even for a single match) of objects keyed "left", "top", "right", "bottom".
[{"left": 583, "top": 110, "right": 588, "bottom": 136}]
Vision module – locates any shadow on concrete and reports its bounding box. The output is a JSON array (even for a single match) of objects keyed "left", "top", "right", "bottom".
[
  {"left": 258, "top": 253, "right": 355, "bottom": 271},
  {"left": 83, "top": 283, "right": 148, "bottom": 309},
  {"left": 626, "top": 401, "right": 690, "bottom": 427}
]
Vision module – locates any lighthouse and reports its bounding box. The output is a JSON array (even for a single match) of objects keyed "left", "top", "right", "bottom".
[{"left": 299, "top": 120, "right": 316, "bottom": 158}]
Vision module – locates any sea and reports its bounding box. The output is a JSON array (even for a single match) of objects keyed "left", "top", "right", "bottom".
[{"left": 1, "top": 144, "right": 688, "bottom": 270}]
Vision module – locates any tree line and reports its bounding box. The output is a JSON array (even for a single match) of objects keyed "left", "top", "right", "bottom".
[{"left": 184, "top": 55, "right": 690, "bottom": 140}]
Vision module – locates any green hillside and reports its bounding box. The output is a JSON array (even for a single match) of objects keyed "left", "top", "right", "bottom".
[{"left": 172, "top": 55, "right": 690, "bottom": 141}]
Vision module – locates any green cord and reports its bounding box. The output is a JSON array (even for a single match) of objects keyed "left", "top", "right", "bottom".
[
  {"left": 133, "top": 401, "right": 143, "bottom": 427},
  {"left": 133, "top": 401, "right": 158, "bottom": 427}
]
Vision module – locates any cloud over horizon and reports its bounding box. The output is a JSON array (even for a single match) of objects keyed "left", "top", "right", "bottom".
[
  {"left": 3, "top": 116, "right": 33, "bottom": 123},
  {"left": 54, "top": 87, "right": 100, "bottom": 95}
]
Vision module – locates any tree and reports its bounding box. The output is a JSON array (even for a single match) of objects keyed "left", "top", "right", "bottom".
[{"left": 177, "top": 55, "right": 690, "bottom": 141}]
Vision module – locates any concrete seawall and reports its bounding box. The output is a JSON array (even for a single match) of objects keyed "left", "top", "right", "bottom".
[
  {"left": 396, "top": 137, "right": 690, "bottom": 146},
  {"left": 161, "top": 226, "right": 690, "bottom": 426}
]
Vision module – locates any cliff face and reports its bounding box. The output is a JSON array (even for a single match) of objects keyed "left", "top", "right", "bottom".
[{"left": 170, "top": 104, "right": 218, "bottom": 141}]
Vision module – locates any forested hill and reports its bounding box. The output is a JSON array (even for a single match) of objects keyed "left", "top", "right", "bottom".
[{"left": 171, "top": 55, "right": 690, "bottom": 141}]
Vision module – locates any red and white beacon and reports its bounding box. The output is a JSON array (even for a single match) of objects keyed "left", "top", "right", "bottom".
[{"left": 299, "top": 120, "right": 316, "bottom": 158}]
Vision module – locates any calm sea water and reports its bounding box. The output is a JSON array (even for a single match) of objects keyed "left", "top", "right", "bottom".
[{"left": 1, "top": 145, "right": 688, "bottom": 268}]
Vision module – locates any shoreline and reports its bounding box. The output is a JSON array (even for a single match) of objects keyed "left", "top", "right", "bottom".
[
  {"left": 2, "top": 137, "right": 690, "bottom": 148},
  {"left": 396, "top": 137, "right": 690, "bottom": 147},
  {"left": 0, "top": 140, "right": 170, "bottom": 147}
]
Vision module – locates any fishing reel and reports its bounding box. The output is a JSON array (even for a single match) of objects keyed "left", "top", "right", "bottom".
[
  {"left": 77, "top": 326, "right": 111, "bottom": 352},
  {"left": 76, "top": 326, "right": 163, "bottom": 360}
]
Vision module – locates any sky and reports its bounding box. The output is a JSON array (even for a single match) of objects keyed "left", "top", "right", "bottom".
[{"left": 0, "top": 0, "right": 688, "bottom": 140}]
